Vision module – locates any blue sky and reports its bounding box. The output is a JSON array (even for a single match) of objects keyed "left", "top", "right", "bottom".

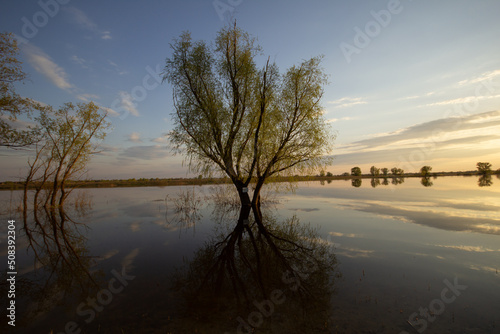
[{"left": 1, "top": 0, "right": 500, "bottom": 180}]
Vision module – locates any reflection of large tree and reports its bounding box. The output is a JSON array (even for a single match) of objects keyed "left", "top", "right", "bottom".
[
  {"left": 168, "top": 187, "right": 339, "bottom": 333},
  {"left": 12, "top": 189, "right": 102, "bottom": 329}
]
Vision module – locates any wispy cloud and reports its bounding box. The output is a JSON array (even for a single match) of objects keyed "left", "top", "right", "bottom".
[
  {"left": 328, "top": 97, "right": 367, "bottom": 109},
  {"left": 326, "top": 116, "right": 356, "bottom": 123},
  {"left": 22, "top": 44, "right": 73, "bottom": 91},
  {"left": 108, "top": 60, "right": 128, "bottom": 76},
  {"left": 151, "top": 134, "right": 170, "bottom": 143},
  {"left": 398, "top": 91, "right": 436, "bottom": 101},
  {"left": 120, "top": 145, "right": 170, "bottom": 160},
  {"left": 127, "top": 132, "right": 142, "bottom": 143},
  {"left": 425, "top": 94, "right": 500, "bottom": 107},
  {"left": 65, "top": 7, "right": 112, "bottom": 40},
  {"left": 457, "top": 69, "right": 500, "bottom": 86},
  {"left": 71, "top": 55, "right": 89, "bottom": 69},
  {"left": 99, "top": 106, "right": 120, "bottom": 117},
  {"left": 117, "top": 92, "right": 139, "bottom": 117},
  {"left": 77, "top": 93, "right": 100, "bottom": 102},
  {"left": 332, "top": 110, "right": 500, "bottom": 166}
]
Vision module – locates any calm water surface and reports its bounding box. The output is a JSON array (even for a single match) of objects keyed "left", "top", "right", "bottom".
[{"left": 1, "top": 176, "right": 499, "bottom": 333}]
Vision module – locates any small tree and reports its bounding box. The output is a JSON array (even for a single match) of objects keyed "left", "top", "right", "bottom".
[
  {"left": 391, "top": 167, "right": 404, "bottom": 176},
  {"left": 326, "top": 171, "right": 333, "bottom": 177},
  {"left": 25, "top": 102, "right": 110, "bottom": 207},
  {"left": 420, "top": 165, "right": 432, "bottom": 176},
  {"left": 351, "top": 167, "right": 361, "bottom": 176},
  {"left": 370, "top": 166, "right": 380, "bottom": 177},
  {"left": 380, "top": 168, "right": 389, "bottom": 176},
  {"left": 476, "top": 162, "right": 492, "bottom": 174}
]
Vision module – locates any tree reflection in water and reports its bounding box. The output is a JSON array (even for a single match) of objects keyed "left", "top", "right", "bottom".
[
  {"left": 7, "top": 187, "right": 103, "bottom": 330},
  {"left": 420, "top": 177, "right": 433, "bottom": 187},
  {"left": 168, "top": 185, "right": 340, "bottom": 333},
  {"left": 351, "top": 178, "right": 362, "bottom": 188},
  {"left": 478, "top": 174, "right": 493, "bottom": 187}
]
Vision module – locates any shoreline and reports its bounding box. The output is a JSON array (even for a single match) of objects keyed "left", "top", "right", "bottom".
[{"left": 0, "top": 171, "right": 494, "bottom": 191}]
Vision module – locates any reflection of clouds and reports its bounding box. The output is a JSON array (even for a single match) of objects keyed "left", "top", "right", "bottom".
[
  {"left": 342, "top": 199, "right": 500, "bottom": 235},
  {"left": 99, "top": 249, "right": 119, "bottom": 261},
  {"left": 434, "top": 245, "right": 500, "bottom": 252},
  {"left": 406, "top": 252, "right": 446, "bottom": 260},
  {"left": 129, "top": 221, "right": 142, "bottom": 232},
  {"left": 329, "top": 232, "right": 361, "bottom": 238},
  {"left": 153, "top": 219, "right": 180, "bottom": 232},
  {"left": 336, "top": 246, "right": 375, "bottom": 258},
  {"left": 122, "top": 248, "right": 140, "bottom": 271},
  {"left": 289, "top": 207, "right": 320, "bottom": 212},
  {"left": 468, "top": 264, "right": 499, "bottom": 276}
]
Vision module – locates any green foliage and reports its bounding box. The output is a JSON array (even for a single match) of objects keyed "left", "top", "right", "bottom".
[
  {"left": 0, "top": 32, "right": 45, "bottom": 147},
  {"left": 351, "top": 166, "right": 361, "bottom": 176},
  {"left": 476, "top": 162, "right": 492, "bottom": 174},
  {"left": 391, "top": 167, "right": 404, "bottom": 175},
  {"left": 369, "top": 166, "right": 380, "bottom": 176},
  {"left": 326, "top": 171, "right": 333, "bottom": 177},
  {"left": 380, "top": 168, "right": 389, "bottom": 176},
  {"left": 25, "top": 102, "right": 110, "bottom": 205},
  {"left": 420, "top": 165, "right": 432, "bottom": 176},
  {"left": 162, "top": 24, "right": 334, "bottom": 191}
]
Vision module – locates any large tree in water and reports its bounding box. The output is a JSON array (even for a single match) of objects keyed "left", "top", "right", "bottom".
[{"left": 163, "top": 23, "right": 334, "bottom": 223}]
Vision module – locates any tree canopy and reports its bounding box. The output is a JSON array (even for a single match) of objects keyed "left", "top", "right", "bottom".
[
  {"left": 476, "top": 162, "right": 492, "bottom": 174},
  {"left": 25, "top": 102, "right": 110, "bottom": 207},
  {"left": 420, "top": 165, "right": 432, "bottom": 176},
  {"left": 162, "top": 24, "right": 333, "bottom": 205},
  {"left": 0, "top": 32, "right": 44, "bottom": 147},
  {"left": 351, "top": 166, "right": 361, "bottom": 176}
]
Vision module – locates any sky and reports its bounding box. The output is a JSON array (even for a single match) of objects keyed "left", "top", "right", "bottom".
[{"left": 1, "top": 0, "right": 500, "bottom": 181}]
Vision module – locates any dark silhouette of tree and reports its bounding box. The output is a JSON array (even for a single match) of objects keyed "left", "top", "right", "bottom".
[
  {"left": 420, "top": 165, "right": 432, "bottom": 176},
  {"left": 420, "top": 177, "right": 433, "bottom": 187},
  {"left": 476, "top": 162, "right": 492, "bottom": 175},
  {"left": 391, "top": 177, "right": 405, "bottom": 185},
  {"left": 370, "top": 178, "right": 380, "bottom": 188},
  {"left": 380, "top": 168, "right": 389, "bottom": 176},
  {"left": 167, "top": 186, "right": 339, "bottom": 333},
  {"left": 370, "top": 166, "right": 380, "bottom": 176},
  {"left": 12, "top": 188, "right": 104, "bottom": 331},
  {"left": 351, "top": 166, "right": 361, "bottom": 176},
  {"left": 391, "top": 167, "right": 404, "bottom": 176},
  {"left": 351, "top": 178, "right": 362, "bottom": 187},
  {"left": 478, "top": 174, "right": 493, "bottom": 187}
]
